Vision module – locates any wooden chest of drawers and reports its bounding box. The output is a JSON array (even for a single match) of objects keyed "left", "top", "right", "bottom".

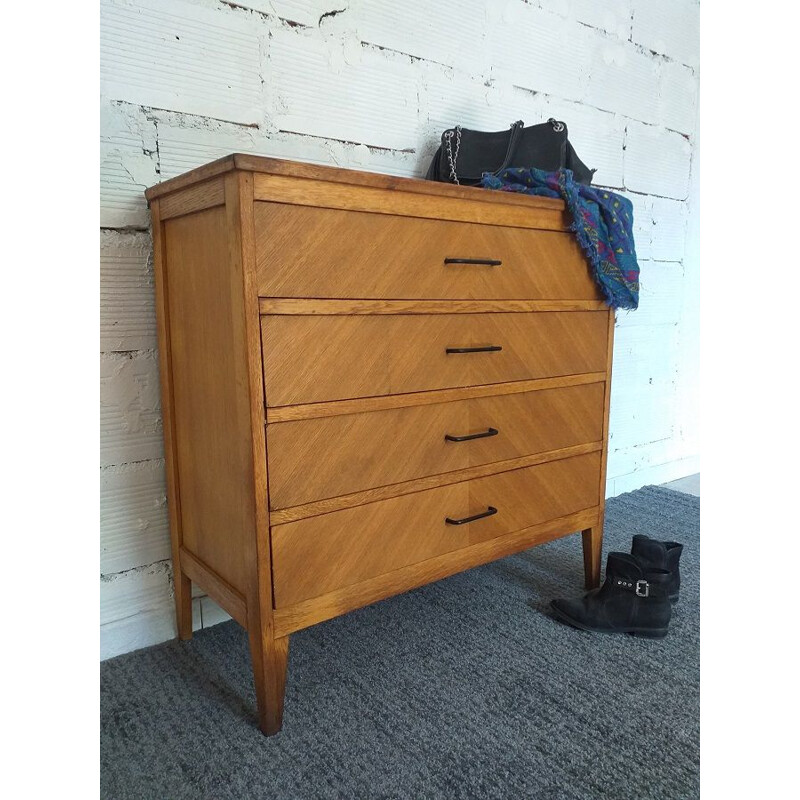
[{"left": 145, "top": 155, "right": 614, "bottom": 736}]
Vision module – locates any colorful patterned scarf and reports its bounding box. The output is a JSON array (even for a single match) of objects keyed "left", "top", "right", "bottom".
[{"left": 480, "top": 167, "right": 639, "bottom": 310}]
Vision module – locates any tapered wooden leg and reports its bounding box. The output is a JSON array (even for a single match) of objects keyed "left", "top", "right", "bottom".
[
  {"left": 248, "top": 629, "right": 290, "bottom": 736},
  {"left": 174, "top": 566, "right": 193, "bottom": 640},
  {"left": 581, "top": 524, "right": 603, "bottom": 590}
]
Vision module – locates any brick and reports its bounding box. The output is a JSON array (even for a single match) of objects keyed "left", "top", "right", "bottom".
[
  {"left": 355, "top": 0, "right": 488, "bottom": 74},
  {"left": 265, "top": 1, "right": 333, "bottom": 27},
  {"left": 100, "top": 460, "right": 170, "bottom": 574},
  {"left": 100, "top": 351, "right": 163, "bottom": 467},
  {"left": 100, "top": 0, "right": 263, "bottom": 125},
  {"left": 608, "top": 323, "right": 679, "bottom": 454},
  {"left": 269, "top": 27, "right": 419, "bottom": 149},
  {"left": 630, "top": 193, "right": 653, "bottom": 260},
  {"left": 586, "top": 40, "right": 660, "bottom": 124},
  {"left": 100, "top": 560, "right": 172, "bottom": 626},
  {"left": 624, "top": 121, "right": 692, "bottom": 199},
  {"left": 539, "top": 0, "right": 633, "bottom": 41},
  {"left": 629, "top": 195, "right": 688, "bottom": 263},
  {"left": 332, "top": 141, "right": 419, "bottom": 178},
  {"left": 155, "top": 119, "right": 262, "bottom": 181},
  {"left": 569, "top": 0, "right": 633, "bottom": 40},
  {"left": 100, "top": 560, "right": 202, "bottom": 658},
  {"left": 631, "top": 0, "right": 699, "bottom": 68},
  {"left": 100, "top": 230, "right": 157, "bottom": 352},
  {"left": 101, "top": 607, "right": 176, "bottom": 659},
  {"left": 544, "top": 98, "right": 625, "bottom": 187},
  {"left": 657, "top": 59, "right": 698, "bottom": 135},
  {"left": 487, "top": 3, "right": 593, "bottom": 103},
  {"left": 648, "top": 197, "right": 688, "bottom": 262},
  {"left": 100, "top": 101, "right": 157, "bottom": 229},
  {"left": 609, "top": 438, "right": 677, "bottom": 484},
  {"left": 617, "top": 259, "right": 684, "bottom": 328},
  {"left": 156, "top": 116, "right": 420, "bottom": 184}
]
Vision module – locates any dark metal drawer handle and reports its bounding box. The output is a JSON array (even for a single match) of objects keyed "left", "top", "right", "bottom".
[
  {"left": 444, "top": 258, "right": 502, "bottom": 267},
  {"left": 445, "top": 427, "right": 499, "bottom": 443},
  {"left": 445, "top": 506, "right": 498, "bottom": 526},
  {"left": 445, "top": 345, "right": 502, "bottom": 354}
]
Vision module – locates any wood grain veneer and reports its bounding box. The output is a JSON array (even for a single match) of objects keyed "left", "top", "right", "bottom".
[
  {"left": 272, "top": 451, "right": 601, "bottom": 607},
  {"left": 147, "top": 155, "right": 616, "bottom": 736},
  {"left": 267, "top": 382, "right": 605, "bottom": 509},
  {"left": 254, "top": 203, "right": 600, "bottom": 300},
  {"left": 261, "top": 311, "right": 608, "bottom": 406}
]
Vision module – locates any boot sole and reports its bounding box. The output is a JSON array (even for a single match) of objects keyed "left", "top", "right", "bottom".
[{"left": 550, "top": 604, "right": 669, "bottom": 639}]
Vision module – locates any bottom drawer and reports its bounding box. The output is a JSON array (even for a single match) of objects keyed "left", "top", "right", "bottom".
[{"left": 272, "top": 451, "right": 601, "bottom": 607}]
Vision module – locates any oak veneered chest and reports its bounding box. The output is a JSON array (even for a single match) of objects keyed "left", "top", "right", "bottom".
[{"left": 146, "top": 155, "right": 614, "bottom": 735}]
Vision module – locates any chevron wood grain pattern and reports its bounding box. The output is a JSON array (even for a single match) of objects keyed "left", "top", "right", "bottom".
[
  {"left": 272, "top": 507, "right": 600, "bottom": 638},
  {"left": 261, "top": 311, "right": 609, "bottom": 406},
  {"left": 147, "top": 154, "right": 617, "bottom": 737},
  {"left": 272, "top": 451, "right": 601, "bottom": 607},
  {"left": 254, "top": 203, "right": 597, "bottom": 300},
  {"left": 267, "top": 382, "right": 605, "bottom": 509},
  {"left": 269, "top": 442, "right": 603, "bottom": 525}
]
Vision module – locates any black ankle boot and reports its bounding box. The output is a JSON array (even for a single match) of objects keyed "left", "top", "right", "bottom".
[
  {"left": 631, "top": 534, "right": 684, "bottom": 604},
  {"left": 550, "top": 552, "right": 672, "bottom": 638}
]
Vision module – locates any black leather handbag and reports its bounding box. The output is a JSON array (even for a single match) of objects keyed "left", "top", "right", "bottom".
[{"left": 425, "top": 118, "right": 595, "bottom": 186}]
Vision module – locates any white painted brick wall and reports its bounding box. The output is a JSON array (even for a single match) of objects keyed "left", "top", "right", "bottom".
[
  {"left": 630, "top": 0, "right": 700, "bottom": 69},
  {"left": 100, "top": 230, "right": 157, "bottom": 352},
  {"left": 587, "top": 40, "right": 661, "bottom": 124},
  {"left": 100, "top": 460, "right": 170, "bottom": 574},
  {"left": 100, "top": 0, "right": 700, "bottom": 659},
  {"left": 488, "top": 3, "right": 593, "bottom": 103},
  {"left": 100, "top": 0, "right": 265, "bottom": 125},
  {"left": 100, "top": 351, "right": 163, "bottom": 468},
  {"left": 269, "top": 28, "right": 420, "bottom": 150},
  {"left": 624, "top": 121, "right": 692, "bottom": 199}
]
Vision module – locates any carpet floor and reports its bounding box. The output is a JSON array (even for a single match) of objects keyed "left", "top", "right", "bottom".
[{"left": 101, "top": 485, "right": 700, "bottom": 799}]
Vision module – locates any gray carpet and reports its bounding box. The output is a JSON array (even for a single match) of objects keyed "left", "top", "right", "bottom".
[{"left": 101, "top": 485, "right": 699, "bottom": 799}]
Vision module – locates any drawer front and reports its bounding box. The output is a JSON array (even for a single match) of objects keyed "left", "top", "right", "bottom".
[
  {"left": 267, "top": 382, "right": 605, "bottom": 509},
  {"left": 262, "top": 311, "right": 609, "bottom": 406},
  {"left": 254, "top": 203, "right": 600, "bottom": 300},
  {"left": 272, "top": 451, "right": 601, "bottom": 607}
]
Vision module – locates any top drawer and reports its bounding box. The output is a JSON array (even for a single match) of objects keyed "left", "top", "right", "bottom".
[{"left": 254, "top": 203, "right": 600, "bottom": 301}]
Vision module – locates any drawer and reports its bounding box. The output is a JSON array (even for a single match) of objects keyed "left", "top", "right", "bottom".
[
  {"left": 261, "top": 311, "right": 609, "bottom": 406},
  {"left": 267, "top": 382, "right": 605, "bottom": 509},
  {"left": 254, "top": 203, "right": 600, "bottom": 300},
  {"left": 272, "top": 451, "right": 602, "bottom": 607}
]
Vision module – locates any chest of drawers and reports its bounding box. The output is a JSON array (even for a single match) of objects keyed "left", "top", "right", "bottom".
[{"left": 146, "top": 155, "right": 614, "bottom": 735}]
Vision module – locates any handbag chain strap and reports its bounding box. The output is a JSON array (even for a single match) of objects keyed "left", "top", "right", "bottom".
[
  {"left": 444, "top": 119, "right": 565, "bottom": 185},
  {"left": 443, "top": 126, "right": 462, "bottom": 185}
]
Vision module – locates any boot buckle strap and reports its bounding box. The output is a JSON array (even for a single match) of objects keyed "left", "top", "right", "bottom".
[{"left": 614, "top": 578, "right": 650, "bottom": 597}]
